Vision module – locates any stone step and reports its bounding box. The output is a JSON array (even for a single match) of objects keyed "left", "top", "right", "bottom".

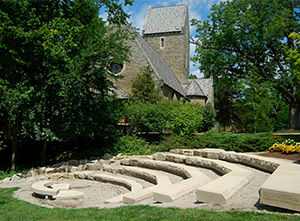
[
  {"left": 121, "top": 158, "right": 211, "bottom": 203},
  {"left": 170, "top": 148, "right": 300, "bottom": 211},
  {"left": 122, "top": 167, "right": 173, "bottom": 204},
  {"left": 260, "top": 162, "right": 300, "bottom": 212},
  {"left": 153, "top": 152, "right": 254, "bottom": 204}
]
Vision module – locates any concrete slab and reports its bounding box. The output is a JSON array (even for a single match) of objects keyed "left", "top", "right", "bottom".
[
  {"left": 260, "top": 163, "right": 300, "bottom": 212},
  {"left": 154, "top": 152, "right": 254, "bottom": 204},
  {"left": 55, "top": 190, "right": 84, "bottom": 200},
  {"left": 170, "top": 148, "right": 300, "bottom": 211},
  {"left": 196, "top": 171, "right": 254, "bottom": 204},
  {"left": 153, "top": 175, "right": 211, "bottom": 203},
  {"left": 121, "top": 157, "right": 211, "bottom": 203},
  {"left": 122, "top": 169, "right": 173, "bottom": 204},
  {"left": 31, "top": 181, "right": 59, "bottom": 196}
]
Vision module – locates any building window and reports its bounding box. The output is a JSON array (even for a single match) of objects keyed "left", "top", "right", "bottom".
[
  {"left": 160, "top": 38, "right": 165, "bottom": 48},
  {"left": 110, "top": 60, "right": 126, "bottom": 75}
]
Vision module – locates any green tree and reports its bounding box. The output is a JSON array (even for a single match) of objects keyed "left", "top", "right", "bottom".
[
  {"left": 286, "top": 32, "right": 300, "bottom": 82},
  {"left": 167, "top": 101, "right": 204, "bottom": 136},
  {"left": 235, "top": 77, "right": 276, "bottom": 133},
  {"left": 131, "top": 66, "right": 163, "bottom": 103},
  {"left": 191, "top": 0, "right": 300, "bottom": 129},
  {"left": 0, "top": 0, "right": 133, "bottom": 169},
  {"left": 189, "top": 74, "right": 198, "bottom": 79}
]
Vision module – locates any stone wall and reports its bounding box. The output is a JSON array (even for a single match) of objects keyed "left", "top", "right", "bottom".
[
  {"left": 144, "top": 33, "right": 189, "bottom": 84},
  {"left": 112, "top": 39, "right": 153, "bottom": 95}
]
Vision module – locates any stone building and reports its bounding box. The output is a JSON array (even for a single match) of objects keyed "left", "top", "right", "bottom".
[{"left": 112, "top": 3, "right": 214, "bottom": 106}]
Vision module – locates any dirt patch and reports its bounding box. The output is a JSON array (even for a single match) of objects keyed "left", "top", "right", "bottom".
[{"left": 258, "top": 152, "right": 300, "bottom": 162}]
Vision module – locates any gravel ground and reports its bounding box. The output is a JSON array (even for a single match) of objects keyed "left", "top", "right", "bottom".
[{"left": 0, "top": 164, "right": 276, "bottom": 212}]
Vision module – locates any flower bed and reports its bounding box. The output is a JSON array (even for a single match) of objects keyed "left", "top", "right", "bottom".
[{"left": 269, "top": 139, "right": 300, "bottom": 154}]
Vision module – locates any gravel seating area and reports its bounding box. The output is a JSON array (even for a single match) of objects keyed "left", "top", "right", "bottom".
[{"left": 0, "top": 150, "right": 299, "bottom": 214}]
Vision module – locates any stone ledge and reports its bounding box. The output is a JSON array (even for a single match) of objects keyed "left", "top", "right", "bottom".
[
  {"left": 260, "top": 163, "right": 300, "bottom": 212},
  {"left": 154, "top": 152, "right": 254, "bottom": 204},
  {"left": 170, "top": 148, "right": 300, "bottom": 211}
]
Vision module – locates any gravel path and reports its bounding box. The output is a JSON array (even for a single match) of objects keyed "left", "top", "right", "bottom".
[{"left": 0, "top": 164, "right": 275, "bottom": 212}]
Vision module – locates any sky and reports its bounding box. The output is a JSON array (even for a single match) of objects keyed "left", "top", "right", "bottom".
[{"left": 122, "top": 0, "right": 224, "bottom": 78}]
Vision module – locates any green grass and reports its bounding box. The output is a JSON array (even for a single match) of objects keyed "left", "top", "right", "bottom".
[{"left": 0, "top": 188, "right": 299, "bottom": 221}]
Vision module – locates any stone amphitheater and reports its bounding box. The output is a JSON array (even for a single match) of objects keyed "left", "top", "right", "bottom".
[{"left": 1, "top": 149, "right": 299, "bottom": 213}]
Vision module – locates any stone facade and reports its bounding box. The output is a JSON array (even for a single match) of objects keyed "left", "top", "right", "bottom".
[{"left": 113, "top": 3, "right": 213, "bottom": 106}]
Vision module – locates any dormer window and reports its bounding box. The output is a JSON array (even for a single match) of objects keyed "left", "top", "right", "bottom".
[{"left": 160, "top": 37, "right": 165, "bottom": 48}]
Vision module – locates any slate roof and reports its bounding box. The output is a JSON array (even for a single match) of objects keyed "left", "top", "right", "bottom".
[
  {"left": 143, "top": 4, "right": 187, "bottom": 35},
  {"left": 135, "top": 34, "right": 186, "bottom": 96},
  {"left": 110, "top": 86, "right": 129, "bottom": 99},
  {"left": 192, "top": 78, "right": 212, "bottom": 97},
  {"left": 182, "top": 79, "right": 212, "bottom": 98}
]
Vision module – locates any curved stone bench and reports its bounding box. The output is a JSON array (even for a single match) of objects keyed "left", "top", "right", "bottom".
[
  {"left": 74, "top": 171, "right": 143, "bottom": 203},
  {"left": 121, "top": 158, "right": 211, "bottom": 203},
  {"left": 31, "top": 181, "right": 71, "bottom": 199},
  {"left": 171, "top": 148, "right": 300, "bottom": 212},
  {"left": 153, "top": 152, "right": 254, "bottom": 204},
  {"left": 101, "top": 165, "right": 174, "bottom": 204}
]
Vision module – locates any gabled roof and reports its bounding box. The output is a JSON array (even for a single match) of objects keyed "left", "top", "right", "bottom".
[
  {"left": 184, "top": 80, "right": 205, "bottom": 96},
  {"left": 135, "top": 34, "right": 185, "bottom": 96},
  {"left": 143, "top": 4, "right": 187, "bottom": 35},
  {"left": 192, "top": 78, "right": 212, "bottom": 97},
  {"left": 182, "top": 78, "right": 213, "bottom": 97}
]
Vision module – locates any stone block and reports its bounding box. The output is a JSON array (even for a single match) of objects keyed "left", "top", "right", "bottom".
[
  {"left": 178, "top": 149, "right": 194, "bottom": 156},
  {"left": 55, "top": 190, "right": 84, "bottom": 200},
  {"left": 219, "top": 152, "right": 279, "bottom": 172},
  {"left": 196, "top": 171, "right": 254, "bottom": 204},
  {"left": 85, "top": 163, "right": 102, "bottom": 171},
  {"left": 165, "top": 153, "right": 186, "bottom": 164},
  {"left": 194, "top": 148, "right": 225, "bottom": 159},
  {"left": 169, "top": 149, "right": 180, "bottom": 154},
  {"left": 45, "top": 168, "right": 55, "bottom": 174},
  {"left": 10, "top": 174, "right": 22, "bottom": 181},
  {"left": 51, "top": 173, "right": 62, "bottom": 180},
  {"left": 153, "top": 152, "right": 166, "bottom": 161},
  {"left": 153, "top": 174, "right": 211, "bottom": 203},
  {"left": 101, "top": 153, "right": 113, "bottom": 160},
  {"left": 77, "top": 164, "right": 86, "bottom": 171},
  {"left": 25, "top": 168, "right": 38, "bottom": 178},
  {"left": 260, "top": 163, "right": 300, "bottom": 212}
]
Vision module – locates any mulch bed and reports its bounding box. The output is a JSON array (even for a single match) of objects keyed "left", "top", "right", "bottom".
[{"left": 258, "top": 152, "right": 300, "bottom": 162}]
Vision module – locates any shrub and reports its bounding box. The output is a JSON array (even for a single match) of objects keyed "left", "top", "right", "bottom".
[
  {"left": 200, "top": 104, "right": 216, "bottom": 132},
  {"left": 161, "top": 132, "right": 283, "bottom": 153},
  {"left": 167, "top": 101, "right": 204, "bottom": 136},
  {"left": 111, "top": 135, "right": 151, "bottom": 155},
  {"left": 123, "top": 100, "right": 173, "bottom": 134}
]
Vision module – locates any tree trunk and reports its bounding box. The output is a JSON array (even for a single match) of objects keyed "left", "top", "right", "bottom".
[
  {"left": 41, "top": 139, "right": 47, "bottom": 166},
  {"left": 11, "top": 128, "right": 18, "bottom": 171},
  {"left": 288, "top": 100, "right": 300, "bottom": 130}
]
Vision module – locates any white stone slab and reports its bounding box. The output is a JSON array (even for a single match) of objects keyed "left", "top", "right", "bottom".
[
  {"left": 260, "top": 163, "right": 300, "bottom": 212},
  {"left": 196, "top": 171, "right": 254, "bottom": 204},
  {"left": 55, "top": 190, "right": 84, "bottom": 200},
  {"left": 31, "top": 181, "right": 59, "bottom": 196}
]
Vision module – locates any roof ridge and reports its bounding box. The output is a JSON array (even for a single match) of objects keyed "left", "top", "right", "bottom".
[{"left": 150, "top": 4, "right": 186, "bottom": 9}]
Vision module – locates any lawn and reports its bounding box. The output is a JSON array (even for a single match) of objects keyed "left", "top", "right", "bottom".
[{"left": 0, "top": 188, "right": 299, "bottom": 221}]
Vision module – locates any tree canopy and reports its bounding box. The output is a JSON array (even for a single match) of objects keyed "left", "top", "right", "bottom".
[
  {"left": 0, "top": 0, "right": 133, "bottom": 168},
  {"left": 130, "top": 66, "right": 162, "bottom": 103},
  {"left": 191, "top": 0, "right": 300, "bottom": 130}
]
